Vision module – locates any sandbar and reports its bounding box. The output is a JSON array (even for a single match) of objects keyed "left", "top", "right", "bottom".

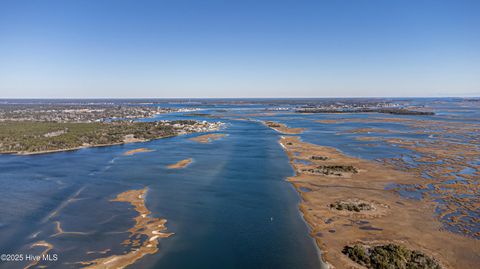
[
  {"left": 189, "top": 133, "right": 226, "bottom": 143},
  {"left": 79, "top": 188, "right": 172, "bottom": 269},
  {"left": 25, "top": 241, "right": 54, "bottom": 269},
  {"left": 51, "top": 221, "right": 91, "bottom": 237},
  {"left": 167, "top": 158, "right": 193, "bottom": 169},
  {"left": 123, "top": 148, "right": 154, "bottom": 156}
]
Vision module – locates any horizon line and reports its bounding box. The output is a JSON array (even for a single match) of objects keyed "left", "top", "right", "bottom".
[{"left": 1, "top": 96, "right": 479, "bottom": 99}]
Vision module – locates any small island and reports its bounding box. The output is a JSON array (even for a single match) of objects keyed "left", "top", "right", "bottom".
[
  {"left": 189, "top": 133, "right": 226, "bottom": 143},
  {"left": 167, "top": 158, "right": 193, "bottom": 169},
  {"left": 123, "top": 148, "right": 155, "bottom": 156}
]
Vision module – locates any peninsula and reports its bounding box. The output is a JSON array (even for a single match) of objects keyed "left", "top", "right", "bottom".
[
  {"left": 0, "top": 120, "right": 223, "bottom": 154},
  {"left": 262, "top": 121, "right": 305, "bottom": 134}
]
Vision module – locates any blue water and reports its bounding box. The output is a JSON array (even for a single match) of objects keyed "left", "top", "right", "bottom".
[
  {"left": 0, "top": 117, "right": 322, "bottom": 269},
  {"left": 0, "top": 97, "right": 478, "bottom": 268}
]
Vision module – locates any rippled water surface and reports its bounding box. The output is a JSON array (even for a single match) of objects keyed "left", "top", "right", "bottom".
[
  {"left": 1, "top": 98, "right": 478, "bottom": 268},
  {"left": 0, "top": 115, "right": 321, "bottom": 269}
]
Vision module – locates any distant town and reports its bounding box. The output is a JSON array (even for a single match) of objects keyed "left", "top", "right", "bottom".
[
  {"left": 0, "top": 103, "right": 199, "bottom": 122},
  {"left": 294, "top": 100, "right": 434, "bottom": 115}
]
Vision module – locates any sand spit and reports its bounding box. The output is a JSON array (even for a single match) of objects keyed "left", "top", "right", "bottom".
[
  {"left": 79, "top": 188, "right": 172, "bottom": 269},
  {"left": 167, "top": 158, "right": 193, "bottom": 169},
  {"left": 279, "top": 136, "right": 479, "bottom": 269},
  {"left": 122, "top": 148, "right": 154, "bottom": 156},
  {"left": 24, "top": 241, "right": 54, "bottom": 269},
  {"left": 86, "top": 249, "right": 111, "bottom": 255},
  {"left": 262, "top": 120, "right": 305, "bottom": 134},
  {"left": 189, "top": 133, "right": 226, "bottom": 143},
  {"left": 51, "top": 221, "right": 91, "bottom": 237}
]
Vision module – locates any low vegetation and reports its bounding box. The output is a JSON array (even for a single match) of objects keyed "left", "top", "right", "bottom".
[
  {"left": 301, "top": 165, "right": 358, "bottom": 176},
  {"left": 342, "top": 244, "right": 442, "bottom": 269},
  {"left": 311, "top": 155, "right": 328, "bottom": 160},
  {"left": 330, "top": 201, "right": 372, "bottom": 212},
  {"left": 264, "top": 121, "right": 281, "bottom": 128}
]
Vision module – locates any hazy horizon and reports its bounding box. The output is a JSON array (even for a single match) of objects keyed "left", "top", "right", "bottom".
[
  {"left": 1, "top": 93, "right": 479, "bottom": 98},
  {"left": 1, "top": 0, "right": 479, "bottom": 98}
]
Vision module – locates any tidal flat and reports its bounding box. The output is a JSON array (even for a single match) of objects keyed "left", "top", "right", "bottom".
[
  {"left": 278, "top": 136, "right": 478, "bottom": 269},
  {"left": 0, "top": 98, "right": 478, "bottom": 269}
]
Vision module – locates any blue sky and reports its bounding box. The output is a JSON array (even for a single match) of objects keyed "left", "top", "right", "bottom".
[{"left": 0, "top": 0, "right": 479, "bottom": 98}]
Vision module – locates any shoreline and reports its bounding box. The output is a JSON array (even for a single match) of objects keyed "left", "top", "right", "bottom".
[
  {"left": 0, "top": 120, "right": 225, "bottom": 156},
  {"left": 291, "top": 180, "right": 332, "bottom": 269},
  {"left": 1, "top": 134, "right": 179, "bottom": 156},
  {"left": 281, "top": 136, "right": 331, "bottom": 269},
  {"left": 278, "top": 136, "right": 479, "bottom": 269}
]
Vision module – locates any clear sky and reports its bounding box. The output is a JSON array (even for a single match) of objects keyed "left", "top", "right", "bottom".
[{"left": 0, "top": 0, "right": 479, "bottom": 98}]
